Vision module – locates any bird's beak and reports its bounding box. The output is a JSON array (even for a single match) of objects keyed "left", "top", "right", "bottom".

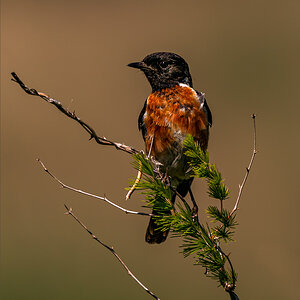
[{"left": 127, "top": 61, "right": 148, "bottom": 70}]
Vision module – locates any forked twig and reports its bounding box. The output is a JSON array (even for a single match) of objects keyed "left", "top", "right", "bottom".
[
  {"left": 64, "top": 205, "right": 160, "bottom": 300},
  {"left": 231, "top": 114, "right": 257, "bottom": 215},
  {"left": 37, "top": 159, "right": 153, "bottom": 217},
  {"left": 11, "top": 72, "right": 138, "bottom": 155}
]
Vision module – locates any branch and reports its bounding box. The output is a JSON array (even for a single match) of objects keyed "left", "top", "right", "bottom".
[
  {"left": 219, "top": 247, "right": 237, "bottom": 294},
  {"left": 231, "top": 114, "right": 257, "bottom": 215},
  {"left": 228, "top": 291, "right": 240, "bottom": 300},
  {"left": 37, "top": 159, "right": 153, "bottom": 217},
  {"left": 11, "top": 72, "right": 138, "bottom": 155},
  {"left": 64, "top": 205, "right": 160, "bottom": 300}
]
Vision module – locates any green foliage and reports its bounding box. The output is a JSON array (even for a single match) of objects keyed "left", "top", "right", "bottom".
[
  {"left": 184, "top": 134, "right": 230, "bottom": 201},
  {"left": 206, "top": 206, "right": 238, "bottom": 242},
  {"left": 129, "top": 135, "right": 237, "bottom": 292},
  {"left": 131, "top": 153, "right": 173, "bottom": 214}
]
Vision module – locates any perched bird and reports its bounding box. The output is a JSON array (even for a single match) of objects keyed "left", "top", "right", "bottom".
[{"left": 128, "top": 52, "right": 212, "bottom": 244}]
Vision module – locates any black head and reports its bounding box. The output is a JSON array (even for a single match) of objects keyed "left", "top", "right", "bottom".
[{"left": 128, "top": 52, "right": 193, "bottom": 92}]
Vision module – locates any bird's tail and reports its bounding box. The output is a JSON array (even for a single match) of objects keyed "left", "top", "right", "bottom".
[
  {"left": 145, "top": 214, "right": 170, "bottom": 244},
  {"left": 145, "top": 178, "right": 193, "bottom": 244}
]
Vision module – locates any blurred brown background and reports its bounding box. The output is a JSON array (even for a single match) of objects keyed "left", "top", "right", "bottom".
[{"left": 1, "top": 0, "right": 299, "bottom": 299}]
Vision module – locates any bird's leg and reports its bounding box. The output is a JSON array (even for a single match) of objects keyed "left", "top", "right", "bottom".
[
  {"left": 161, "top": 168, "right": 170, "bottom": 186},
  {"left": 189, "top": 187, "right": 199, "bottom": 223}
]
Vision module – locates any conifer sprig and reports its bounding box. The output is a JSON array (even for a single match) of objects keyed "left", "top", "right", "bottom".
[{"left": 130, "top": 135, "right": 238, "bottom": 295}]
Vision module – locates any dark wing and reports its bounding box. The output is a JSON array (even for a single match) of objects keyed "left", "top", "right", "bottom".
[
  {"left": 197, "top": 91, "right": 212, "bottom": 127},
  {"left": 138, "top": 100, "right": 147, "bottom": 141},
  {"left": 204, "top": 99, "right": 212, "bottom": 127}
]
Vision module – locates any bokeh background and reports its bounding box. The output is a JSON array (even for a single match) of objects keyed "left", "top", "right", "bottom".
[{"left": 1, "top": 1, "right": 299, "bottom": 299}]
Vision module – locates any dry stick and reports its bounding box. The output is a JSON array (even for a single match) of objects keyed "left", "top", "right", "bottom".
[
  {"left": 37, "top": 159, "right": 153, "bottom": 217},
  {"left": 231, "top": 114, "right": 257, "bottom": 215},
  {"left": 11, "top": 72, "right": 162, "bottom": 169},
  {"left": 64, "top": 205, "right": 160, "bottom": 300},
  {"left": 126, "top": 136, "right": 155, "bottom": 200},
  {"left": 11, "top": 72, "right": 138, "bottom": 155},
  {"left": 126, "top": 160, "right": 142, "bottom": 200}
]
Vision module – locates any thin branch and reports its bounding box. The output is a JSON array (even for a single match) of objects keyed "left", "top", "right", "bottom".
[
  {"left": 218, "top": 247, "right": 237, "bottom": 292},
  {"left": 228, "top": 291, "right": 240, "bottom": 300},
  {"left": 11, "top": 72, "right": 138, "bottom": 155},
  {"left": 64, "top": 205, "right": 160, "bottom": 300},
  {"left": 37, "top": 159, "right": 153, "bottom": 217},
  {"left": 231, "top": 114, "right": 257, "bottom": 215},
  {"left": 126, "top": 161, "right": 142, "bottom": 200}
]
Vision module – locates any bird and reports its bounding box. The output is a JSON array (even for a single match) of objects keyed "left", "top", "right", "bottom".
[{"left": 128, "top": 52, "right": 212, "bottom": 244}]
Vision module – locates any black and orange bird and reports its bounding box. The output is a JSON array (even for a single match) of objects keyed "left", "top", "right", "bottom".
[{"left": 128, "top": 52, "right": 212, "bottom": 244}]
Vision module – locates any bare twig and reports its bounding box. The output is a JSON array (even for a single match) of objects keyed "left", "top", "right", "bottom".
[
  {"left": 64, "top": 205, "right": 160, "bottom": 300},
  {"left": 231, "top": 114, "right": 257, "bottom": 215},
  {"left": 126, "top": 161, "right": 142, "bottom": 200},
  {"left": 37, "top": 159, "right": 153, "bottom": 217},
  {"left": 11, "top": 72, "right": 138, "bottom": 155}
]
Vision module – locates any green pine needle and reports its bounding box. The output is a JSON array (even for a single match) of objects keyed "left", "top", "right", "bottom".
[{"left": 128, "top": 135, "right": 238, "bottom": 291}]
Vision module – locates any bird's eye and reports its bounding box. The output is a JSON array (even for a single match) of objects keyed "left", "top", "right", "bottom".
[{"left": 160, "top": 61, "right": 169, "bottom": 68}]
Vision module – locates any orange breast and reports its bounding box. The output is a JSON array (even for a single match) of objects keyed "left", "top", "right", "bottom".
[{"left": 144, "top": 85, "right": 209, "bottom": 157}]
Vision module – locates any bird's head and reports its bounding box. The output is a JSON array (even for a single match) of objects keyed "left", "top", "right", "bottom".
[{"left": 128, "top": 52, "right": 193, "bottom": 92}]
